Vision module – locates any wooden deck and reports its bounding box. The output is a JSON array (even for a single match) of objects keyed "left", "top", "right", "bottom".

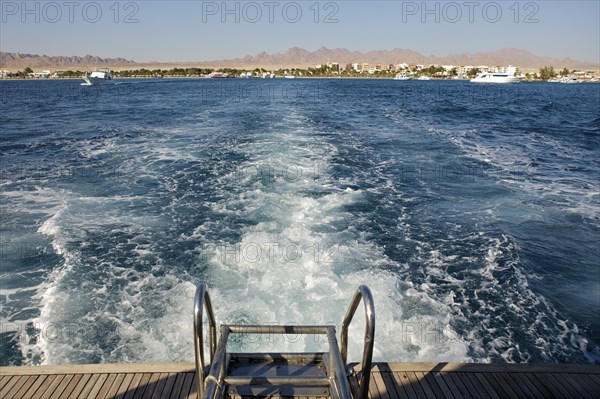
[{"left": 1, "top": 362, "right": 599, "bottom": 399}]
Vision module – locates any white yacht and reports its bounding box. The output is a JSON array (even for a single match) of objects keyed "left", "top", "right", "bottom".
[
  {"left": 393, "top": 72, "right": 411, "bottom": 81},
  {"left": 81, "top": 69, "right": 113, "bottom": 85},
  {"left": 470, "top": 72, "right": 523, "bottom": 84},
  {"left": 208, "top": 72, "right": 231, "bottom": 78},
  {"left": 560, "top": 76, "right": 582, "bottom": 84},
  {"left": 417, "top": 76, "right": 431, "bottom": 81}
]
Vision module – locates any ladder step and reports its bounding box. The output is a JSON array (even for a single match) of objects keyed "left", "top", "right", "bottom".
[
  {"left": 225, "top": 376, "right": 330, "bottom": 386},
  {"left": 231, "top": 352, "right": 324, "bottom": 362},
  {"left": 227, "top": 325, "right": 329, "bottom": 334},
  {"left": 227, "top": 385, "right": 331, "bottom": 397}
]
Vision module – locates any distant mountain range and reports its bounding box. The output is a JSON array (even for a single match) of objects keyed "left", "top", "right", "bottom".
[
  {"left": 0, "top": 52, "right": 137, "bottom": 69},
  {"left": 217, "top": 47, "right": 598, "bottom": 70},
  {"left": 1, "top": 48, "right": 597, "bottom": 71}
]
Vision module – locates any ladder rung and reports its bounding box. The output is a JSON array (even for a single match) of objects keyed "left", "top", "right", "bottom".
[
  {"left": 224, "top": 376, "right": 330, "bottom": 386},
  {"left": 227, "top": 325, "right": 330, "bottom": 334},
  {"left": 230, "top": 352, "right": 325, "bottom": 363}
]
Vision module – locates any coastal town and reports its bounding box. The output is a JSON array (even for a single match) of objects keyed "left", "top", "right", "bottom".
[{"left": 1, "top": 62, "right": 599, "bottom": 82}]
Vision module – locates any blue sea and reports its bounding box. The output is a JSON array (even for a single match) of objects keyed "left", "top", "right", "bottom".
[{"left": 1, "top": 78, "right": 599, "bottom": 366}]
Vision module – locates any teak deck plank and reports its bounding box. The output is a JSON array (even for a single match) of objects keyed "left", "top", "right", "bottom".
[
  {"left": 2, "top": 375, "right": 24, "bottom": 397},
  {"left": 130, "top": 372, "right": 152, "bottom": 399},
  {"left": 13, "top": 375, "right": 39, "bottom": 398},
  {"left": 419, "top": 371, "right": 444, "bottom": 399},
  {"left": 61, "top": 373, "right": 84, "bottom": 398},
  {"left": 436, "top": 372, "right": 462, "bottom": 399},
  {"left": 395, "top": 371, "right": 419, "bottom": 399},
  {"left": 471, "top": 373, "right": 499, "bottom": 399},
  {"left": 441, "top": 372, "right": 472, "bottom": 399},
  {"left": 70, "top": 373, "right": 93, "bottom": 398},
  {"left": 587, "top": 372, "right": 600, "bottom": 388},
  {"left": 507, "top": 372, "right": 541, "bottom": 399},
  {"left": 479, "top": 372, "right": 511, "bottom": 399},
  {"left": 78, "top": 372, "right": 102, "bottom": 399},
  {"left": 382, "top": 370, "right": 404, "bottom": 399},
  {"left": 85, "top": 373, "right": 110, "bottom": 399},
  {"left": 525, "top": 372, "right": 558, "bottom": 399},
  {"left": 125, "top": 372, "right": 145, "bottom": 399},
  {"left": 539, "top": 371, "right": 576, "bottom": 398},
  {"left": 28, "top": 374, "right": 56, "bottom": 399},
  {"left": 371, "top": 369, "right": 391, "bottom": 399},
  {"left": 570, "top": 374, "right": 600, "bottom": 392},
  {"left": 169, "top": 372, "right": 187, "bottom": 399},
  {"left": 431, "top": 371, "right": 455, "bottom": 399},
  {"left": 97, "top": 373, "right": 119, "bottom": 398},
  {"left": 140, "top": 372, "right": 163, "bottom": 399},
  {"left": 181, "top": 372, "right": 197, "bottom": 399},
  {"left": 563, "top": 371, "right": 597, "bottom": 398},
  {"left": 413, "top": 371, "right": 436, "bottom": 399},
  {"left": 460, "top": 373, "right": 487, "bottom": 399},
  {"left": 114, "top": 373, "right": 135, "bottom": 399},
  {"left": 1, "top": 362, "right": 599, "bottom": 399},
  {"left": 487, "top": 372, "right": 520, "bottom": 398},
  {"left": 21, "top": 374, "right": 46, "bottom": 399},
  {"left": 151, "top": 372, "right": 171, "bottom": 399},
  {"left": 160, "top": 372, "right": 178, "bottom": 399},
  {"left": 39, "top": 374, "right": 67, "bottom": 398}
]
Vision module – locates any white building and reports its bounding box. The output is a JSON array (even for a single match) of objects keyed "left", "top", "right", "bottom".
[{"left": 31, "top": 70, "right": 51, "bottom": 78}]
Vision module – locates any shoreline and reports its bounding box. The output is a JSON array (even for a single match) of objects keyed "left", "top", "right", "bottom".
[{"left": 2, "top": 76, "right": 599, "bottom": 83}]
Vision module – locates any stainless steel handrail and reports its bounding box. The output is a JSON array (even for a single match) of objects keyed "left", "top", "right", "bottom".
[
  {"left": 203, "top": 325, "right": 230, "bottom": 399},
  {"left": 195, "top": 283, "right": 374, "bottom": 399},
  {"left": 327, "top": 326, "right": 353, "bottom": 399},
  {"left": 194, "top": 283, "right": 217, "bottom": 399},
  {"left": 340, "top": 285, "right": 375, "bottom": 399}
]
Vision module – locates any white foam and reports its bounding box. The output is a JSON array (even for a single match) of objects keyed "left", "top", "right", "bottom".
[{"left": 189, "top": 106, "right": 471, "bottom": 363}]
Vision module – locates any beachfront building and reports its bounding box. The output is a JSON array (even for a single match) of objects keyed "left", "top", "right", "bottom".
[
  {"left": 502, "top": 65, "right": 519, "bottom": 75},
  {"left": 31, "top": 70, "right": 51, "bottom": 78}
]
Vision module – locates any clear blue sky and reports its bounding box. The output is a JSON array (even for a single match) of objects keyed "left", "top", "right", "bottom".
[{"left": 1, "top": 1, "right": 599, "bottom": 63}]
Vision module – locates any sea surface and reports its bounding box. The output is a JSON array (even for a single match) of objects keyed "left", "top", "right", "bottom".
[{"left": 1, "top": 78, "right": 599, "bottom": 366}]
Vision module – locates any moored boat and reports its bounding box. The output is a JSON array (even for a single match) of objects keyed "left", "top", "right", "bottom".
[
  {"left": 81, "top": 69, "right": 113, "bottom": 85},
  {"left": 393, "top": 72, "right": 411, "bottom": 81},
  {"left": 208, "top": 72, "right": 232, "bottom": 78},
  {"left": 560, "top": 76, "right": 582, "bottom": 84},
  {"left": 470, "top": 72, "right": 523, "bottom": 84}
]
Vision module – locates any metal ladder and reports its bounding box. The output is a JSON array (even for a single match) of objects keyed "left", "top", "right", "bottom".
[{"left": 193, "top": 283, "right": 375, "bottom": 399}]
